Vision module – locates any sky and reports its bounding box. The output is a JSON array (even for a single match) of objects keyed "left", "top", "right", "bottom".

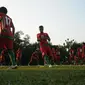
[{"left": 0, "top": 0, "right": 85, "bottom": 45}]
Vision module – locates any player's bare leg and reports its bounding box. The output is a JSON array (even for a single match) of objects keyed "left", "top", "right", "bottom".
[{"left": 44, "top": 55, "right": 52, "bottom": 67}]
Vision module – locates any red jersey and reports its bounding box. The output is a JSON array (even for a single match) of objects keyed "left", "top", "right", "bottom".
[
  {"left": 52, "top": 48, "right": 56, "bottom": 60},
  {"left": 56, "top": 49, "right": 60, "bottom": 56},
  {"left": 16, "top": 49, "right": 22, "bottom": 59},
  {"left": 37, "top": 33, "right": 49, "bottom": 46},
  {"left": 82, "top": 45, "right": 85, "bottom": 53},
  {"left": 69, "top": 49, "right": 74, "bottom": 57},
  {"left": 74, "top": 55, "right": 78, "bottom": 64},
  {"left": 82, "top": 44, "right": 85, "bottom": 58},
  {"left": 77, "top": 47, "right": 82, "bottom": 58},
  {"left": 77, "top": 47, "right": 82, "bottom": 53},
  {"left": 56, "top": 49, "right": 60, "bottom": 61},
  {"left": 31, "top": 51, "right": 39, "bottom": 60},
  {"left": 0, "top": 13, "right": 13, "bottom": 36}
]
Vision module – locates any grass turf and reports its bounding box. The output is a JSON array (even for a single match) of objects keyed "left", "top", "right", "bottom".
[{"left": 0, "top": 65, "right": 85, "bottom": 85}]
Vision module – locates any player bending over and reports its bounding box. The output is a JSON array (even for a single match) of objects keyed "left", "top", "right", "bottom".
[{"left": 28, "top": 48, "right": 40, "bottom": 65}]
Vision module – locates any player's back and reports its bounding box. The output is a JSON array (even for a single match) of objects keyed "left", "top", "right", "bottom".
[{"left": 0, "top": 13, "right": 13, "bottom": 36}]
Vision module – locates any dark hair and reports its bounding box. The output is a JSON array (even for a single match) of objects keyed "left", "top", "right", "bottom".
[
  {"left": 0, "top": 6, "right": 8, "bottom": 14},
  {"left": 39, "top": 25, "right": 44, "bottom": 28}
]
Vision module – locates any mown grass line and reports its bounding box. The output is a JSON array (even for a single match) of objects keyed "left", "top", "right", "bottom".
[
  {"left": 0, "top": 65, "right": 85, "bottom": 70},
  {"left": 0, "top": 65, "right": 85, "bottom": 85}
]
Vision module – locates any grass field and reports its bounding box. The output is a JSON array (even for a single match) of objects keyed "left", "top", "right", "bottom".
[{"left": 0, "top": 65, "right": 85, "bottom": 85}]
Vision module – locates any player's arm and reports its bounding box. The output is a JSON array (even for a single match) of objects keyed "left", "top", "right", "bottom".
[
  {"left": 37, "top": 34, "right": 41, "bottom": 42},
  {"left": 46, "top": 33, "right": 51, "bottom": 41},
  {"left": 37, "top": 38, "right": 41, "bottom": 42},
  {"left": 11, "top": 22, "right": 15, "bottom": 35},
  {"left": 47, "top": 35, "right": 51, "bottom": 41}
]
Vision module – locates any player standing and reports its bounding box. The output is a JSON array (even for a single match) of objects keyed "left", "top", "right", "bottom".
[
  {"left": 0, "top": 6, "right": 17, "bottom": 68},
  {"left": 52, "top": 48, "right": 56, "bottom": 64},
  {"left": 69, "top": 48, "right": 74, "bottom": 64},
  {"left": 82, "top": 43, "right": 85, "bottom": 64},
  {"left": 37, "top": 25, "right": 53, "bottom": 67},
  {"left": 56, "top": 48, "right": 60, "bottom": 65}
]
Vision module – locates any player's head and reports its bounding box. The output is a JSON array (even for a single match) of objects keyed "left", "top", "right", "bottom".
[
  {"left": 0, "top": 6, "right": 8, "bottom": 14},
  {"left": 39, "top": 25, "right": 44, "bottom": 33}
]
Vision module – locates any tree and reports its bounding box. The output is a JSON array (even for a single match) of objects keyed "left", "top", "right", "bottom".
[
  {"left": 13, "top": 31, "right": 30, "bottom": 65},
  {"left": 22, "top": 34, "right": 30, "bottom": 48},
  {"left": 14, "top": 31, "right": 24, "bottom": 51},
  {"left": 63, "top": 38, "right": 75, "bottom": 50}
]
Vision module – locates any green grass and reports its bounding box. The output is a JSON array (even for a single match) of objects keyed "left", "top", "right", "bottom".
[{"left": 0, "top": 65, "right": 85, "bottom": 85}]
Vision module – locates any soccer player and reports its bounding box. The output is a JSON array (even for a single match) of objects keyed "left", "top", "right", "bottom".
[
  {"left": 56, "top": 48, "right": 60, "bottom": 65},
  {"left": 77, "top": 47, "right": 82, "bottom": 59},
  {"left": 69, "top": 48, "right": 74, "bottom": 64},
  {"left": 74, "top": 54, "right": 78, "bottom": 65},
  {"left": 37, "top": 25, "right": 53, "bottom": 67},
  {"left": 0, "top": 46, "right": 7, "bottom": 65},
  {"left": 82, "top": 43, "right": 85, "bottom": 64},
  {"left": 52, "top": 48, "right": 56, "bottom": 64},
  {"left": 0, "top": 51, "right": 3, "bottom": 65},
  {"left": 82, "top": 43, "right": 85, "bottom": 58},
  {"left": 69, "top": 48, "right": 74, "bottom": 58},
  {"left": 16, "top": 48, "right": 22, "bottom": 65},
  {"left": 0, "top": 6, "right": 17, "bottom": 68},
  {"left": 77, "top": 47, "right": 83, "bottom": 64},
  {"left": 28, "top": 48, "right": 40, "bottom": 65}
]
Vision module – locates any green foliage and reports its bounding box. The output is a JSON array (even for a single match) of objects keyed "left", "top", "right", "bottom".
[
  {"left": 22, "top": 34, "right": 30, "bottom": 48},
  {"left": 14, "top": 31, "right": 24, "bottom": 51},
  {"left": 14, "top": 31, "right": 30, "bottom": 51},
  {"left": 64, "top": 38, "right": 74, "bottom": 49}
]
